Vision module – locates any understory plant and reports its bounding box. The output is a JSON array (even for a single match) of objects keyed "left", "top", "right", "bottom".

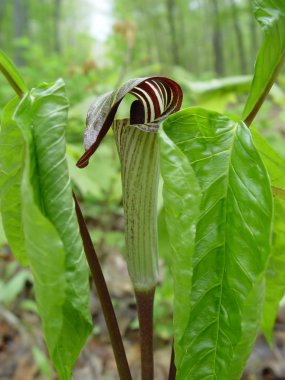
[{"left": 0, "top": 0, "right": 285, "bottom": 379}]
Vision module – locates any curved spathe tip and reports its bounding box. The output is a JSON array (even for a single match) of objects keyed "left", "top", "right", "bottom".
[{"left": 76, "top": 76, "right": 183, "bottom": 168}]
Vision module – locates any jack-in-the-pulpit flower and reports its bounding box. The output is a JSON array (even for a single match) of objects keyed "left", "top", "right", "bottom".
[{"left": 77, "top": 77, "right": 182, "bottom": 291}]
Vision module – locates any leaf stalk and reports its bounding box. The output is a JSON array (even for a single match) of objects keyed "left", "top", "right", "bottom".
[
  {"left": 244, "top": 55, "right": 285, "bottom": 127},
  {"left": 73, "top": 193, "right": 132, "bottom": 380},
  {"left": 135, "top": 288, "right": 155, "bottom": 380},
  {"left": 168, "top": 343, "right": 176, "bottom": 380},
  {"left": 0, "top": 62, "right": 24, "bottom": 98}
]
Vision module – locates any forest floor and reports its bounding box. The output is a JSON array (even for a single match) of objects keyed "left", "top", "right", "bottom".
[{"left": 1, "top": 240, "right": 285, "bottom": 380}]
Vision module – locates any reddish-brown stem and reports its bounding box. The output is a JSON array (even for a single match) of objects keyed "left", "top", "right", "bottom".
[
  {"left": 168, "top": 342, "right": 176, "bottom": 380},
  {"left": 73, "top": 193, "right": 132, "bottom": 380},
  {"left": 135, "top": 288, "right": 155, "bottom": 380}
]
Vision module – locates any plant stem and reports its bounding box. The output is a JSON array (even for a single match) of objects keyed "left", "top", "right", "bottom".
[
  {"left": 135, "top": 288, "right": 155, "bottom": 380},
  {"left": 168, "top": 343, "right": 176, "bottom": 380},
  {"left": 73, "top": 193, "right": 132, "bottom": 380},
  {"left": 0, "top": 62, "right": 25, "bottom": 98},
  {"left": 244, "top": 55, "right": 285, "bottom": 127}
]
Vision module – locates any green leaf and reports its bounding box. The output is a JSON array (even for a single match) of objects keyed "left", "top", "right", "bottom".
[
  {"left": 0, "top": 269, "right": 31, "bottom": 305},
  {"left": 0, "top": 50, "right": 28, "bottom": 97},
  {"left": 14, "top": 80, "right": 92, "bottom": 380},
  {"left": 251, "top": 127, "right": 285, "bottom": 188},
  {"left": 262, "top": 198, "right": 285, "bottom": 343},
  {"left": 0, "top": 97, "right": 27, "bottom": 265},
  {"left": 162, "top": 107, "right": 273, "bottom": 379},
  {"left": 66, "top": 142, "right": 121, "bottom": 203},
  {"left": 159, "top": 128, "right": 201, "bottom": 368},
  {"left": 229, "top": 276, "right": 265, "bottom": 378},
  {"left": 0, "top": 216, "right": 7, "bottom": 246},
  {"left": 189, "top": 75, "right": 252, "bottom": 97},
  {"left": 20, "top": 299, "right": 38, "bottom": 314},
  {"left": 251, "top": 127, "right": 285, "bottom": 343},
  {"left": 243, "top": 0, "right": 285, "bottom": 125},
  {"left": 32, "top": 346, "right": 53, "bottom": 380}
]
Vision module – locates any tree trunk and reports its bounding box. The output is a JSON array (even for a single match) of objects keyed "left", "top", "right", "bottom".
[
  {"left": 230, "top": 0, "right": 247, "bottom": 74},
  {"left": 54, "top": 0, "right": 62, "bottom": 53},
  {"left": 177, "top": 0, "right": 188, "bottom": 69},
  {"left": 212, "top": 0, "right": 224, "bottom": 76},
  {"left": 0, "top": 0, "right": 5, "bottom": 18},
  {"left": 14, "top": 0, "right": 27, "bottom": 66},
  {"left": 248, "top": 0, "right": 258, "bottom": 64},
  {"left": 166, "top": 0, "right": 180, "bottom": 65},
  {"left": 0, "top": 0, "right": 7, "bottom": 46}
]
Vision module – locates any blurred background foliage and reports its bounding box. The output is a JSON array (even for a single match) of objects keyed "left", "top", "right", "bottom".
[{"left": 0, "top": 0, "right": 285, "bottom": 378}]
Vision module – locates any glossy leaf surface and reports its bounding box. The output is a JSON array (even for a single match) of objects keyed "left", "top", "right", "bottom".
[
  {"left": 262, "top": 198, "right": 285, "bottom": 343},
  {"left": 0, "top": 97, "right": 27, "bottom": 265},
  {"left": 162, "top": 108, "right": 273, "bottom": 379},
  {"left": 251, "top": 127, "right": 285, "bottom": 189},
  {"left": 15, "top": 80, "right": 92, "bottom": 380},
  {"left": 252, "top": 128, "right": 285, "bottom": 343},
  {"left": 159, "top": 128, "right": 201, "bottom": 367},
  {"left": 243, "top": 0, "right": 285, "bottom": 125}
]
